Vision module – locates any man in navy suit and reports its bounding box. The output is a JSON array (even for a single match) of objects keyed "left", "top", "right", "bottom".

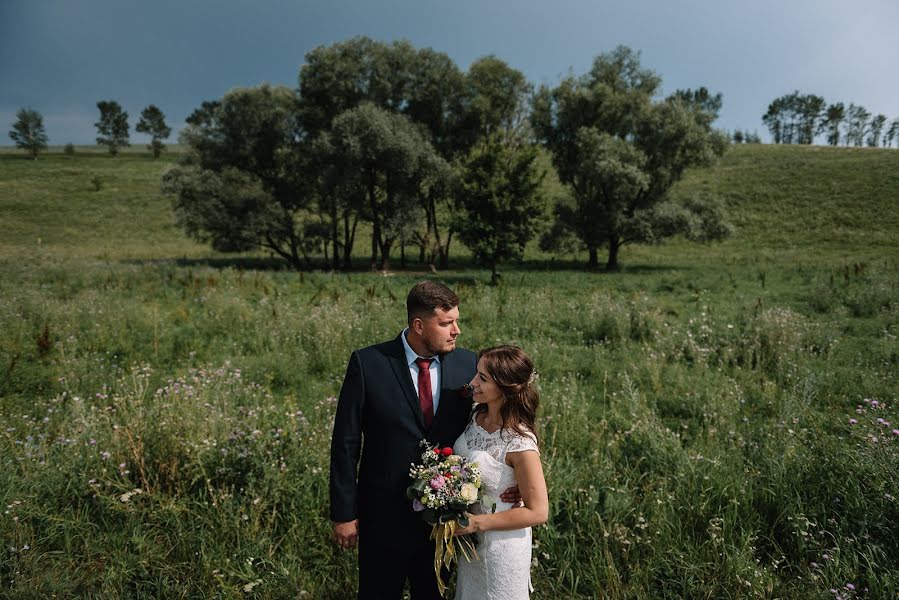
[{"left": 330, "top": 281, "right": 479, "bottom": 599}]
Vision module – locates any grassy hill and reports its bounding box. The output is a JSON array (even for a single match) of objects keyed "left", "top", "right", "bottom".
[
  {"left": 2, "top": 143, "right": 898, "bottom": 265},
  {"left": 1, "top": 144, "right": 897, "bottom": 598}
]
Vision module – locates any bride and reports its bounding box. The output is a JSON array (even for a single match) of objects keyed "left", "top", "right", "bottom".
[{"left": 452, "top": 346, "right": 548, "bottom": 599}]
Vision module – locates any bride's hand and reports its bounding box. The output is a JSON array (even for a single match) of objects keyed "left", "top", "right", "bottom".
[{"left": 454, "top": 514, "right": 484, "bottom": 536}]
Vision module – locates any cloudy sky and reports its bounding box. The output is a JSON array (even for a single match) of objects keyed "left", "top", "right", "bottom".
[{"left": 2, "top": 0, "right": 897, "bottom": 145}]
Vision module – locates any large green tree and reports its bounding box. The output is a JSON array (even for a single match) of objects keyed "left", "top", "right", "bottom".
[
  {"left": 457, "top": 136, "right": 546, "bottom": 284},
  {"left": 162, "top": 85, "right": 315, "bottom": 269},
  {"left": 136, "top": 105, "right": 172, "bottom": 158},
  {"left": 532, "top": 46, "right": 730, "bottom": 270},
  {"left": 316, "top": 102, "right": 448, "bottom": 271},
  {"left": 95, "top": 100, "right": 130, "bottom": 155},
  {"left": 296, "top": 38, "right": 533, "bottom": 270},
  {"left": 8, "top": 108, "right": 48, "bottom": 159}
]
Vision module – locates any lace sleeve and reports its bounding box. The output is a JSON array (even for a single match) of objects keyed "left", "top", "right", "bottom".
[{"left": 504, "top": 429, "right": 539, "bottom": 455}]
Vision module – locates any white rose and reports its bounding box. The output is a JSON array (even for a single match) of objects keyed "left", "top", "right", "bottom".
[{"left": 460, "top": 483, "right": 478, "bottom": 503}]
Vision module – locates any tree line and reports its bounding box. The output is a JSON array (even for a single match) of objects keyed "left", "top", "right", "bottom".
[
  {"left": 763, "top": 91, "right": 899, "bottom": 147},
  {"left": 161, "top": 38, "right": 731, "bottom": 276},
  {"left": 7, "top": 38, "right": 731, "bottom": 275},
  {"left": 7, "top": 103, "right": 172, "bottom": 159}
]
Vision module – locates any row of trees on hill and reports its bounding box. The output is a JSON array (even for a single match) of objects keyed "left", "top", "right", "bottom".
[
  {"left": 763, "top": 91, "right": 899, "bottom": 147},
  {"left": 95, "top": 101, "right": 172, "bottom": 157},
  {"left": 163, "top": 38, "right": 731, "bottom": 275},
  {"left": 6, "top": 103, "right": 172, "bottom": 159}
]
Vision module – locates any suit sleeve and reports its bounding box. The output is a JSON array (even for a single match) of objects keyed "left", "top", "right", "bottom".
[{"left": 330, "top": 351, "right": 365, "bottom": 522}]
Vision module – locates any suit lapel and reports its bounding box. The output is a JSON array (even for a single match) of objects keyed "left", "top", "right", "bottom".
[{"left": 387, "top": 335, "right": 427, "bottom": 433}]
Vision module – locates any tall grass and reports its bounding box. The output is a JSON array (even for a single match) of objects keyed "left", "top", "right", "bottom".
[{"left": 1, "top": 145, "right": 898, "bottom": 598}]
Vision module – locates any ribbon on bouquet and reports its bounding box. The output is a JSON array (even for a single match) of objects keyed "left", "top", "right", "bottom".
[{"left": 431, "top": 521, "right": 479, "bottom": 597}]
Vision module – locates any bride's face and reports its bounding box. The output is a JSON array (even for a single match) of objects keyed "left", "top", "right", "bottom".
[{"left": 469, "top": 358, "right": 503, "bottom": 405}]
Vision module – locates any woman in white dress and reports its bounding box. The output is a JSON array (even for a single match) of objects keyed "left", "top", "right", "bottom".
[{"left": 452, "top": 346, "right": 549, "bottom": 600}]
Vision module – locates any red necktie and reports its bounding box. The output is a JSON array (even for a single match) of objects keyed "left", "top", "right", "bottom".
[{"left": 415, "top": 358, "right": 434, "bottom": 428}]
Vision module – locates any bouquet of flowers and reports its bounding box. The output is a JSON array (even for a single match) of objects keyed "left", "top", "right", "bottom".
[{"left": 407, "top": 440, "right": 481, "bottom": 596}]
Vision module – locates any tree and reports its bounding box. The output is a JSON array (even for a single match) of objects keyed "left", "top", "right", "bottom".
[
  {"left": 462, "top": 56, "right": 533, "bottom": 147},
  {"left": 532, "top": 46, "right": 731, "bottom": 270},
  {"left": 162, "top": 85, "right": 315, "bottom": 270},
  {"left": 135, "top": 105, "right": 172, "bottom": 158},
  {"left": 763, "top": 92, "right": 825, "bottom": 144},
  {"left": 95, "top": 100, "right": 130, "bottom": 155},
  {"left": 821, "top": 103, "right": 845, "bottom": 146},
  {"left": 298, "top": 37, "right": 465, "bottom": 269},
  {"left": 843, "top": 104, "right": 870, "bottom": 147},
  {"left": 763, "top": 97, "right": 786, "bottom": 144},
  {"left": 867, "top": 114, "right": 887, "bottom": 147},
  {"left": 8, "top": 108, "right": 48, "bottom": 159},
  {"left": 745, "top": 131, "right": 762, "bottom": 144},
  {"left": 456, "top": 136, "right": 546, "bottom": 284},
  {"left": 317, "top": 102, "right": 447, "bottom": 271},
  {"left": 885, "top": 118, "right": 899, "bottom": 148}
]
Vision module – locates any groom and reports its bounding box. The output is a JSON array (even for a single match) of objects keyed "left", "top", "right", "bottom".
[{"left": 330, "top": 281, "right": 502, "bottom": 599}]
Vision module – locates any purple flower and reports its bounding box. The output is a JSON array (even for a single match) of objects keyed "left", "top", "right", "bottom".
[
  {"left": 412, "top": 498, "right": 425, "bottom": 512},
  {"left": 845, "top": 583, "right": 855, "bottom": 591},
  {"left": 892, "top": 429, "right": 899, "bottom": 436},
  {"left": 430, "top": 475, "right": 446, "bottom": 490},
  {"left": 849, "top": 418, "right": 857, "bottom": 425}
]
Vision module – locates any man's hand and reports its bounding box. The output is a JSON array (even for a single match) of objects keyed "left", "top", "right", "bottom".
[
  {"left": 500, "top": 485, "right": 523, "bottom": 507},
  {"left": 332, "top": 519, "right": 359, "bottom": 550}
]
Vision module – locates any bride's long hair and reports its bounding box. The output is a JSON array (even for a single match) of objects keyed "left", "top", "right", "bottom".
[{"left": 474, "top": 345, "right": 539, "bottom": 445}]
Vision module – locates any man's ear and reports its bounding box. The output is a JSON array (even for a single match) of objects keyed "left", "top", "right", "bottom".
[{"left": 411, "top": 317, "right": 424, "bottom": 335}]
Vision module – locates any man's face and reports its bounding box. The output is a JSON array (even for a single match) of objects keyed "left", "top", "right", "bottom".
[{"left": 415, "top": 306, "right": 461, "bottom": 356}]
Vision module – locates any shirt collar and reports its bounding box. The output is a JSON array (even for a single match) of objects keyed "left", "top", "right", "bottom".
[{"left": 401, "top": 328, "right": 441, "bottom": 367}]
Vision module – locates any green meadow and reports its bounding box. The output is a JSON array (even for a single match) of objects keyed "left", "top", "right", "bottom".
[{"left": 1, "top": 144, "right": 897, "bottom": 598}]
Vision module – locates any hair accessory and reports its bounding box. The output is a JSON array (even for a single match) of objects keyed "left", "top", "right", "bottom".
[{"left": 527, "top": 370, "right": 538, "bottom": 386}]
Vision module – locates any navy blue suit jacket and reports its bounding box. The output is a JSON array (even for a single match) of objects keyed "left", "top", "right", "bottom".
[{"left": 329, "top": 334, "right": 476, "bottom": 527}]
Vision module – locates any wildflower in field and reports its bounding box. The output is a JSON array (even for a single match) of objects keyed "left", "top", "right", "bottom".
[{"left": 849, "top": 419, "right": 857, "bottom": 425}]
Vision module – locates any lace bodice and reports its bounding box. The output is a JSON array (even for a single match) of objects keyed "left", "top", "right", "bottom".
[{"left": 452, "top": 412, "right": 539, "bottom": 599}]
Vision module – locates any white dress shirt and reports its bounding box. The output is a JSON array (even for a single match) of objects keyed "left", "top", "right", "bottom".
[{"left": 401, "top": 328, "right": 442, "bottom": 413}]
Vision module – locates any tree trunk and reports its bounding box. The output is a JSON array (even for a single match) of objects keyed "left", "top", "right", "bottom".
[
  {"left": 378, "top": 238, "right": 392, "bottom": 271},
  {"left": 587, "top": 245, "right": 599, "bottom": 268},
  {"left": 439, "top": 229, "right": 453, "bottom": 270},
  {"left": 330, "top": 197, "right": 340, "bottom": 270},
  {"left": 342, "top": 210, "right": 357, "bottom": 270},
  {"left": 368, "top": 171, "right": 380, "bottom": 271},
  {"left": 606, "top": 236, "right": 621, "bottom": 271},
  {"left": 490, "top": 264, "right": 500, "bottom": 286},
  {"left": 400, "top": 240, "right": 406, "bottom": 268}
]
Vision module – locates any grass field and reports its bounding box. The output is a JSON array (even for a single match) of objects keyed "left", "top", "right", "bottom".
[{"left": 1, "top": 144, "right": 898, "bottom": 598}]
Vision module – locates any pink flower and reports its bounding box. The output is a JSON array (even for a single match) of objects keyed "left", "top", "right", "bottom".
[
  {"left": 846, "top": 583, "right": 855, "bottom": 591},
  {"left": 892, "top": 429, "right": 899, "bottom": 436},
  {"left": 849, "top": 418, "right": 857, "bottom": 425},
  {"left": 430, "top": 475, "right": 446, "bottom": 490}
]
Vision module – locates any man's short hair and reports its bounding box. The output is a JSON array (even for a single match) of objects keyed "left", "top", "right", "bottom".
[{"left": 406, "top": 281, "right": 459, "bottom": 325}]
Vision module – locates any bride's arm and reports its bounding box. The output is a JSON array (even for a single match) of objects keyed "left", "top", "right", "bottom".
[{"left": 457, "top": 450, "right": 548, "bottom": 534}]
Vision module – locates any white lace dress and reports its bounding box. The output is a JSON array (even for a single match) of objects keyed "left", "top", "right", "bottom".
[{"left": 452, "top": 413, "right": 539, "bottom": 600}]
